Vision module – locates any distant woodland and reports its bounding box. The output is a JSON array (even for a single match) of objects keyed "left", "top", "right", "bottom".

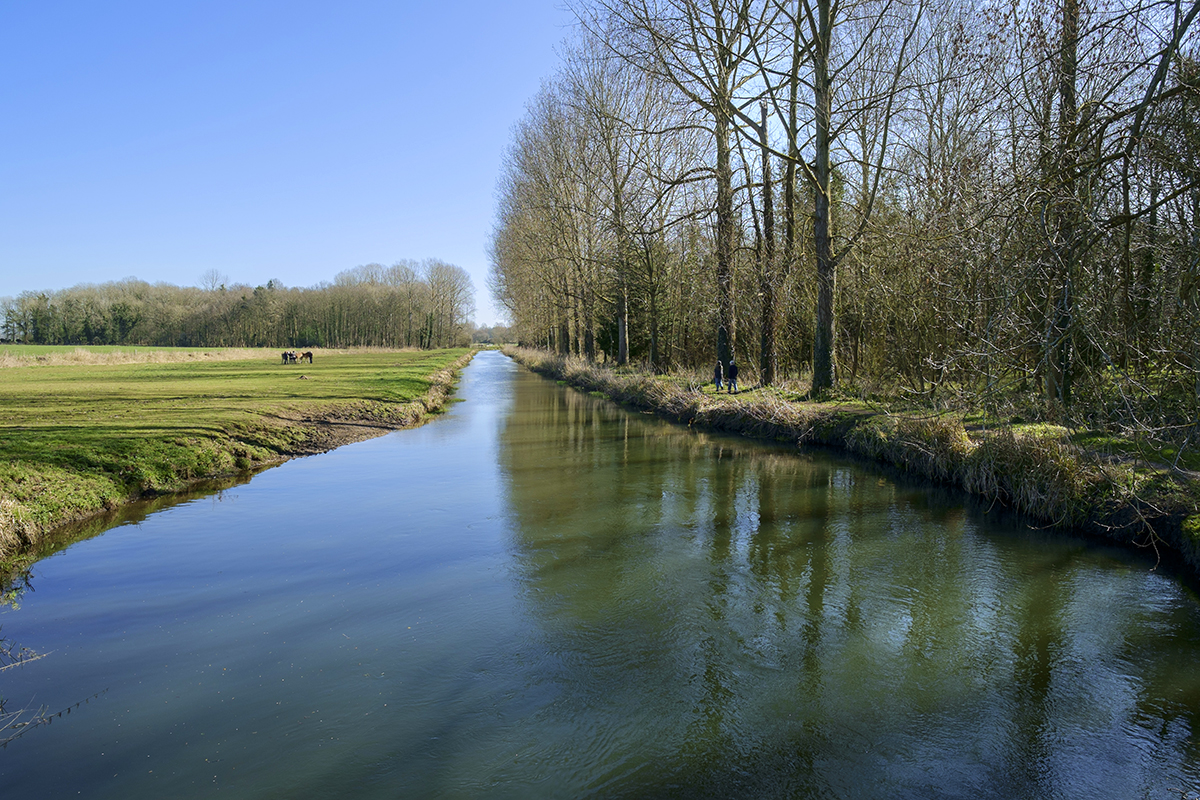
[
  {"left": 489, "top": 0, "right": 1200, "bottom": 444},
  {"left": 1, "top": 260, "right": 476, "bottom": 350}
]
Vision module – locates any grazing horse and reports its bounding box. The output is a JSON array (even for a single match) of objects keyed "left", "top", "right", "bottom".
[{"left": 300, "top": 351, "right": 313, "bottom": 364}]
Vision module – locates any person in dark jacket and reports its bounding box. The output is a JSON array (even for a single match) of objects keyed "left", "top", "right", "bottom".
[
  {"left": 728, "top": 359, "right": 739, "bottom": 394},
  {"left": 713, "top": 360, "right": 723, "bottom": 392}
]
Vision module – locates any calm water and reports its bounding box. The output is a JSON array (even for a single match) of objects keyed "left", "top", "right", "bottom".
[{"left": 2, "top": 350, "right": 1199, "bottom": 798}]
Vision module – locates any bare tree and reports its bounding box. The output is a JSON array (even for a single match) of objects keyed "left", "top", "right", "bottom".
[
  {"left": 584, "top": 0, "right": 781, "bottom": 376},
  {"left": 198, "top": 269, "right": 229, "bottom": 292}
]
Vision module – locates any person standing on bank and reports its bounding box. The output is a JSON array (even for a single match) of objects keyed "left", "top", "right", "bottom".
[
  {"left": 713, "top": 359, "right": 723, "bottom": 392},
  {"left": 728, "top": 359, "right": 739, "bottom": 394}
]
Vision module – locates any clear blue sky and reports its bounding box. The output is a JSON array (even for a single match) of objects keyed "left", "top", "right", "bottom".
[{"left": 0, "top": 1, "right": 576, "bottom": 326}]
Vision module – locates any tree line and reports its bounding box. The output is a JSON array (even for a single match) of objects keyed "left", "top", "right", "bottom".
[
  {"left": 0, "top": 260, "right": 476, "bottom": 350},
  {"left": 489, "top": 0, "right": 1200, "bottom": 448}
]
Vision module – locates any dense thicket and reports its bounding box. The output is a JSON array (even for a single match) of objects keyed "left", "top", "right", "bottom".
[
  {"left": 0, "top": 260, "right": 475, "bottom": 349},
  {"left": 490, "top": 0, "right": 1200, "bottom": 450}
]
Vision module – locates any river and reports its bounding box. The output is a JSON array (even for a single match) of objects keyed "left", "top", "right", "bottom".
[{"left": 1, "top": 350, "right": 1198, "bottom": 798}]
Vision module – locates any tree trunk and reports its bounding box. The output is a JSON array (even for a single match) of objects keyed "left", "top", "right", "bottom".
[
  {"left": 715, "top": 108, "right": 736, "bottom": 376},
  {"left": 558, "top": 307, "right": 571, "bottom": 356},
  {"left": 783, "top": 13, "right": 801, "bottom": 380},
  {"left": 617, "top": 285, "right": 629, "bottom": 365},
  {"left": 584, "top": 207, "right": 598, "bottom": 361},
  {"left": 811, "top": 0, "right": 836, "bottom": 393},
  {"left": 584, "top": 285, "right": 597, "bottom": 362},
  {"left": 1138, "top": 174, "right": 1159, "bottom": 339},
  {"left": 612, "top": 158, "right": 631, "bottom": 367},
  {"left": 759, "top": 102, "right": 777, "bottom": 386},
  {"left": 647, "top": 242, "right": 661, "bottom": 371},
  {"left": 1046, "top": 0, "right": 1078, "bottom": 413}
]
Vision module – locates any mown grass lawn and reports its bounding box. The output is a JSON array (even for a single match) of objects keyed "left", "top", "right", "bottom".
[{"left": 0, "top": 347, "right": 472, "bottom": 555}]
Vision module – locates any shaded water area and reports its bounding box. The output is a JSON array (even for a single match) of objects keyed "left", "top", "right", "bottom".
[{"left": 2, "top": 350, "right": 1200, "bottom": 798}]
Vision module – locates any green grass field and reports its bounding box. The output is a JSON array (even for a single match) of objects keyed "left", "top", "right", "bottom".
[{"left": 0, "top": 346, "right": 473, "bottom": 559}]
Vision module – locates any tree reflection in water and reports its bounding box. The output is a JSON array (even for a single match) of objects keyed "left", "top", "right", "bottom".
[{"left": 497, "top": 366, "right": 1200, "bottom": 798}]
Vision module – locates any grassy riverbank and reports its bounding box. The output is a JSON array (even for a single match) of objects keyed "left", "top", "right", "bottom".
[
  {"left": 0, "top": 346, "right": 474, "bottom": 564},
  {"left": 506, "top": 346, "right": 1200, "bottom": 576}
]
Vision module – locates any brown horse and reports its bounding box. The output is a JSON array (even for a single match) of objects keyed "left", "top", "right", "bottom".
[{"left": 300, "top": 351, "right": 313, "bottom": 363}]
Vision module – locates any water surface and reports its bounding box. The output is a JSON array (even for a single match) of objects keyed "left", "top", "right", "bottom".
[{"left": 2, "top": 350, "right": 1198, "bottom": 798}]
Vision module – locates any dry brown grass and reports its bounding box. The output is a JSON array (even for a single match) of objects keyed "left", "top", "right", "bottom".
[
  {"left": 0, "top": 347, "right": 277, "bottom": 369},
  {"left": 0, "top": 498, "right": 29, "bottom": 555},
  {"left": 846, "top": 415, "right": 975, "bottom": 484},
  {"left": 961, "top": 427, "right": 1113, "bottom": 528}
]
